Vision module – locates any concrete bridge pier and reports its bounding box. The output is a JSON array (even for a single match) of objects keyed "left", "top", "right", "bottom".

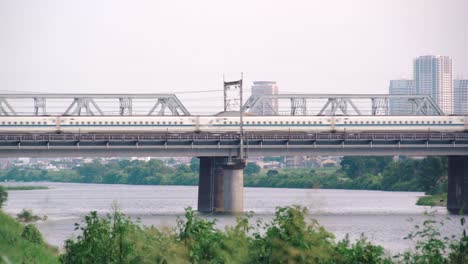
[
  {"left": 448, "top": 156, "right": 468, "bottom": 214},
  {"left": 197, "top": 157, "right": 245, "bottom": 213}
]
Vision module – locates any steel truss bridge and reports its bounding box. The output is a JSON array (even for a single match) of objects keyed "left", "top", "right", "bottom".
[
  {"left": 0, "top": 93, "right": 444, "bottom": 116},
  {"left": 0, "top": 132, "right": 467, "bottom": 158}
]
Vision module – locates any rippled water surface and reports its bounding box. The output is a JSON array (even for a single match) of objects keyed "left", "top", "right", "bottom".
[{"left": 3, "top": 182, "right": 464, "bottom": 253}]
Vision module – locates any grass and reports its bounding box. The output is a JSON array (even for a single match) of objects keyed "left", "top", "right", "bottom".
[
  {"left": 416, "top": 193, "right": 447, "bottom": 207},
  {"left": 3, "top": 186, "right": 49, "bottom": 191},
  {"left": 0, "top": 211, "right": 59, "bottom": 263}
]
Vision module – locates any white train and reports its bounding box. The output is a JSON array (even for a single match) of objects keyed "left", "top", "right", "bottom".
[{"left": 0, "top": 115, "right": 466, "bottom": 134}]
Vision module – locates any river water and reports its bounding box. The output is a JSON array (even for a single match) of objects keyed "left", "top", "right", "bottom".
[{"left": 2, "top": 182, "right": 465, "bottom": 254}]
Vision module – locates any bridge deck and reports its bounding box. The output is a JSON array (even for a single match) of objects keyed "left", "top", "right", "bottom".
[{"left": 0, "top": 132, "right": 467, "bottom": 157}]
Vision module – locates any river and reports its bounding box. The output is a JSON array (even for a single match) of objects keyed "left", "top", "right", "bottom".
[{"left": 2, "top": 182, "right": 464, "bottom": 254}]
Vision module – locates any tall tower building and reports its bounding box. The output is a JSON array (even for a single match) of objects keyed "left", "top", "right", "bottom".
[
  {"left": 413, "top": 55, "right": 453, "bottom": 114},
  {"left": 389, "top": 79, "right": 414, "bottom": 115},
  {"left": 454, "top": 79, "right": 468, "bottom": 115},
  {"left": 251, "top": 81, "right": 279, "bottom": 115}
]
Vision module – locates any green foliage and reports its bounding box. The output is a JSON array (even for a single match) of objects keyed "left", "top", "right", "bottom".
[
  {"left": 21, "top": 224, "right": 45, "bottom": 245},
  {"left": 16, "top": 209, "right": 42, "bottom": 223},
  {"left": 341, "top": 157, "right": 393, "bottom": 179},
  {"left": 333, "top": 235, "right": 392, "bottom": 264},
  {"left": 4, "top": 186, "right": 49, "bottom": 191},
  {"left": 399, "top": 215, "right": 450, "bottom": 264},
  {"left": 0, "top": 211, "right": 59, "bottom": 264},
  {"left": 416, "top": 193, "right": 447, "bottom": 207},
  {"left": 60, "top": 209, "right": 137, "bottom": 264},
  {"left": 244, "top": 162, "right": 261, "bottom": 176},
  {"left": 0, "top": 186, "right": 7, "bottom": 208}
]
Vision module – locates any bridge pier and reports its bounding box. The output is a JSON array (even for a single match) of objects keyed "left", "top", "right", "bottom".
[
  {"left": 197, "top": 157, "right": 245, "bottom": 213},
  {"left": 448, "top": 156, "right": 468, "bottom": 214}
]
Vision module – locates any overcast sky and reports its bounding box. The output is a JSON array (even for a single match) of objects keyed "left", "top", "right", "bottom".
[{"left": 1, "top": 0, "right": 467, "bottom": 113}]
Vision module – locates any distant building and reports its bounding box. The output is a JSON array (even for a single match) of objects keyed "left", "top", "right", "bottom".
[
  {"left": 414, "top": 55, "right": 453, "bottom": 114},
  {"left": 454, "top": 79, "right": 468, "bottom": 115},
  {"left": 389, "top": 79, "right": 414, "bottom": 115},
  {"left": 251, "top": 81, "right": 279, "bottom": 115}
]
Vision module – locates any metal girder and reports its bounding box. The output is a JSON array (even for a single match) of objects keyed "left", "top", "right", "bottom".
[
  {"left": 242, "top": 94, "right": 445, "bottom": 116},
  {"left": 0, "top": 94, "right": 190, "bottom": 116},
  {"left": 0, "top": 98, "right": 16, "bottom": 115}
]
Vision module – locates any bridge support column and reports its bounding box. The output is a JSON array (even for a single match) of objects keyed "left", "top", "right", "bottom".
[
  {"left": 448, "top": 156, "right": 468, "bottom": 214},
  {"left": 197, "top": 157, "right": 245, "bottom": 213},
  {"left": 223, "top": 162, "right": 245, "bottom": 213}
]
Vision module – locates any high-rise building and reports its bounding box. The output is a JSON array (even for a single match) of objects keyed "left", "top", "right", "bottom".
[
  {"left": 413, "top": 55, "right": 453, "bottom": 114},
  {"left": 454, "top": 79, "right": 468, "bottom": 115},
  {"left": 389, "top": 79, "right": 414, "bottom": 115},
  {"left": 251, "top": 81, "right": 279, "bottom": 115}
]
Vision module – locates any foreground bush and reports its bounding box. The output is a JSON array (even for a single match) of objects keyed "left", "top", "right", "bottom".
[{"left": 60, "top": 206, "right": 392, "bottom": 264}]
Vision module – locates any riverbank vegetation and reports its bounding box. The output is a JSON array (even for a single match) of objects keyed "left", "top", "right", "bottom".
[
  {"left": 59, "top": 206, "right": 468, "bottom": 264},
  {"left": 0, "top": 208, "right": 59, "bottom": 263},
  {"left": 0, "top": 156, "right": 448, "bottom": 197},
  {"left": 3, "top": 186, "right": 49, "bottom": 191},
  {"left": 416, "top": 193, "right": 447, "bottom": 207}
]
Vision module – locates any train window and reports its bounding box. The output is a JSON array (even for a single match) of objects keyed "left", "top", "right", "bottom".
[
  {"left": 410, "top": 121, "right": 413, "bottom": 124},
  {"left": 438, "top": 121, "right": 441, "bottom": 124},
  {"left": 111, "top": 122, "right": 114, "bottom": 125},
  {"left": 25, "top": 121, "right": 29, "bottom": 125},
  {"left": 180, "top": 121, "right": 183, "bottom": 125},
  {"left": 319, "top": 121, "right": 322, "bottom": 124},
  {"left": 104, "top": 122, "right": 108, "bottom": 125},
  {"left": 285, "top": 121, "right": 289, "bottom": 124},
  {"left": 235, "top": 121, "right": 238, "bottom": 125},
  {"left": 269, "top": 121, "right": 272, "bottom": 124},
  {"left": 116, "top": 122, "right": 119, "bottom": 125},
  {"left": 37, "top": 122, "right": 41, "bottom": 125},
  {"left": 443, "top": 121, "right": 447, "bottom": 124},
  {"left": 19, "top": 122, "right": 23, "bottom": 125},
  {"left": 291, "top": 121, "right": 294, "bottom": 124},
  {"left": 382, "top": 121, "right": 386, "bottom": 124},
  {"left": 274, "top": 121, "right": 278, "bottom": 124},
  {"left": 31, "top": 122, "right": 35, "bottom": 125},
  {"left": 14, "top": 122, "right": 17, "bottom": 125},
  {"left": 145, "top": 121, "right": 149, "bottom": 125},
  {"left": 229, "top": 121, "right": 232, "bottom": 125},
  {"left": 224, "top": 121, "right": 227, "bottom": 124},
  {"left": 168, "top": 121, "right": 171, "bottom": 125},
  {"left": 146, "top": 121, "right": 150, "bottom": 124},
  {"left": 8, "top": 122, "right": 11, "bottom": 125},
  {"left": 302, "top": 121, "right": 306, "bottom": 124},
  {"left": 449, "top": 121, "right": 452, "bottom": 124},
  {"left": 87, "top": 122, "right": 91, "bottom": 125},
  {"left": 99, "top": 121, "right": 102, "bottom": 125},
  {"left": 404, "top": 121, "right": 407, "bottom": 124},
  {"left": 360, "top": 121, "right": 363, "bottom": 124},
  {"left": 246, "top": 121, "right": 249, "bottom": 124},
  {"left": 344, "top": 121, "right": 347, "bottom": 124},
  {"left": 150, "top": 121, "right": 154, "bottom": 125},
  {"left": 415, "top": 121, "right": 418, "bottom": 124},
  {"left": 156, "top": 122, "right": 160, "bottom": 125},
  {"left": 279, "top": 121, "right": 283, "bottom": 124}
]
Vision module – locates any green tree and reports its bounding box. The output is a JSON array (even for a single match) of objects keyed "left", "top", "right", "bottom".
[
  {"left": 244, "top": 162, "right": 261, "bottom": 176},
  {"left": 189, "top": 158, "right": 200, "bottom": 173},
  {"left": 417, "top": 156, "right": 447, "bottom": 194},
  {"left": 0, "top": 185, "right": 7, "bottom": 208}
]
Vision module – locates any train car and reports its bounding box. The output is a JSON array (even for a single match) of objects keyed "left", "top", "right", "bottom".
[{"left": 0, "top": 115, "right": 466, "bottom": 134}]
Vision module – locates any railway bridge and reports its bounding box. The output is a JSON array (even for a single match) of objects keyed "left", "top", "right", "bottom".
[{"left": 0, "top": 92, "right": 467, "bottom": 214}]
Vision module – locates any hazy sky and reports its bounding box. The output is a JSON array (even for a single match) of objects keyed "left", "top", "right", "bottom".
[{"left": 1, "top": 0, "right": 467, "bottom": 113}]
